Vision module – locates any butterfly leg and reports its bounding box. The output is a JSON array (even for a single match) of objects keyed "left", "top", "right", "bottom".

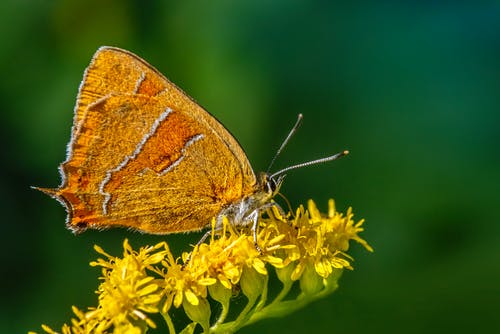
[
  {"left": 249, "top": 210, "right": 262, "bottom": 253},
  {"left": 250, "top": 201, "right": 284, "bottom": 253},
  {"left": 183, "top": 227, "right": 221, "bottom": 268},
  {"left": 197, "top": 228, "right": 214, "bottom": 247}
]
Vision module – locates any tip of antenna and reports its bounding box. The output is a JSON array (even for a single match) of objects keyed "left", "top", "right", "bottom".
[
  {"left": 297, "top": 113, "right": 303, "bottom": 119},
  {"left": 342, "top": 150, "right": 349, "bottom": 155}
]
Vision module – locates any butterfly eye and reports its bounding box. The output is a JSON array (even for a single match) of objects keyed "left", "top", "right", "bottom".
[
  {"left": 267, "top": 178, "right": 277, "bottom": 194},
  {"left": 264, "top": 174, "right": 284, "bottom": 196},
  {"left": 260, "top": 173, "right": 274, "bottom": 195}
]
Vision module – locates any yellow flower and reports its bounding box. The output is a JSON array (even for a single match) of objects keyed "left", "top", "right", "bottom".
[
  {"left": 41, "top": 306, "right": 99, "bottom": 334},
  {"left": 186, "top": 218, "right": 244, "bottom": 289},
  {"left": 38, "top": 199, "right": 371, "bottom": 334},
  {"left": 159, "top": 246, "right": 211, "bottom": 311},
  {"left": 87, "top": 239, "right": 168, "bottom": 331},
  {"left": 261, "top": 199, "right": 372, "bottom": 282}
]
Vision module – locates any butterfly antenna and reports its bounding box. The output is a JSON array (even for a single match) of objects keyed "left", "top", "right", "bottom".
[
  {"left": 266, "top": 114, "right": 304, "bottom": 173},
  {"left": 270, "top": 150, "right": 349, "bottom": 180}
]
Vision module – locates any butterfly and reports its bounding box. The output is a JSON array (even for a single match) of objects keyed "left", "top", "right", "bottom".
[{"left": 36, "top": 47, "right": 347, "bottom": 238}]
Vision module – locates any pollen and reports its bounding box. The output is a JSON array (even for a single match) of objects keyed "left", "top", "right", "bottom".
[{"left": 38, "top": 199, "right": 371, "bottom": 334}]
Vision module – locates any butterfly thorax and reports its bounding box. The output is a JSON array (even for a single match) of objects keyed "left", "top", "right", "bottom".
[{"left": 217, "top": 172, "right": 283, "bottom": 227}]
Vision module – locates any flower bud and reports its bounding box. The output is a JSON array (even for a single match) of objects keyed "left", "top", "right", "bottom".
[
  {"left": 240, "top": 266, "right": 266, "bottom": 301},
  {"left": 275, "top": 263, "right": 295, "bottom": 285},
  {"left": 299, "top": 262, "right": 323, "bottom": 296},
  {"left": 208, "top": 281, "right": 232, "bottom": 306},
  {"left": 183, "top": 297, "right": 211, "bottom": 332}
]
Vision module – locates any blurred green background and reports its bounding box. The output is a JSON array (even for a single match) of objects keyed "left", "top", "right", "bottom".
[{"left": 2, "top": 1, "right": 499, "bottom": 333}]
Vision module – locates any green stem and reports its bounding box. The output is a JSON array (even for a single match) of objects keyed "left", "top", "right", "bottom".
[
  {"left": 161, "top": 311, "right": 176, "bottom": 334},
  {"left": 211, "top": 302, "right": 230, "bottom": 330},
  {"left": 211, "top": 272, "right": 341, "bottom": 332},
  {"left": 212, "top": 295, "right": 258, "bottom": 333},
  {"left": 253, "top": 273, "right": 269, "bottom": 313},
  {"left": 267, "top": 280, "right": 293, "bottom": 308},
  {"left": 246, "top": 281, "right": 339, "bottom": 326},
  {"left": 232, "top": 295, "right": 258, "bottom": 327}
]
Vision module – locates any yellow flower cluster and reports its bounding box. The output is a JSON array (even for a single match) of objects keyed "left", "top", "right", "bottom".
[{"left": 39, "top": 199, "right": 371, "bottom": 334}]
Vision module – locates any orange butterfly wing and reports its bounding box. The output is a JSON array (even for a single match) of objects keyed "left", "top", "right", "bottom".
[{"left": 47, "top": 47, "right": 258, "bottom": 234}]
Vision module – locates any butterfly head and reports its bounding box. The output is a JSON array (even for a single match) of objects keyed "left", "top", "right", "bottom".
[{"left": 259, "top": 172, "right": 285, "bottom": 200}]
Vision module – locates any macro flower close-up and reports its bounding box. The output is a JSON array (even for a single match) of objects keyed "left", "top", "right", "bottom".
[
  {"left": 5, "top": 2, "right": 498, "bottom": 334},
  {"left": 38, "top": 200, "right": 371, "bottom": 334}
]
